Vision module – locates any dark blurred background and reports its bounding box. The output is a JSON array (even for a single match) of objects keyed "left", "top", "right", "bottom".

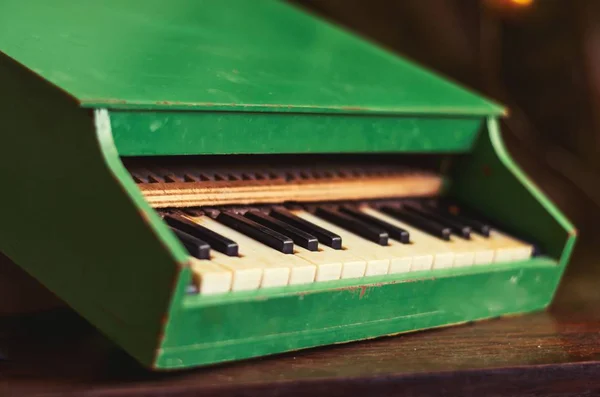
[{"left": 293, "top": 0, "right": 600, "bottom": 237}]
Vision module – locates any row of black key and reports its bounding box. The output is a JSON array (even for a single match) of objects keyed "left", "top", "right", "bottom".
[
  {"left": 270, "top": 208, "right": 342, "bottom": 249},
  {"left": 315, "top": 207, "right": 389, "bottom": 246},
  {"left": 340, "top": 206, "right": 410, "bottom": 244},
  {"left": 165, "top": 208, "right": 346, "bottom": 258},
  {"left": 217, "top": 212, "right": 295, "bottom": 254},
  {"left": 166, "top": 201, "right": 494, "bottom": 259},
  {"left": 244, "top": 211, "right": 318, "bottom": 251}
]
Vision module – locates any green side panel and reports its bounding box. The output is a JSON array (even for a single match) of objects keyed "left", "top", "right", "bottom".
[
  {"left": 0, "top": 54, "right": 186, "bottom": 367},
  {"left": 109, "top": 111, "right": 483, "bottom": 156},
  {"left": 158, "top": 259, "right": 561, "bottom": 369},
  {"left": 449, "top": 118, "right": 577, "bottom": 264},
  {"left": 0, "top": 0, "right": 502, "bottom": 116}
]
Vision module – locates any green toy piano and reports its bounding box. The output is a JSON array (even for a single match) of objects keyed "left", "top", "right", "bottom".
[{"left": 0, "top": 0, "right": 576, "bottom": 370}]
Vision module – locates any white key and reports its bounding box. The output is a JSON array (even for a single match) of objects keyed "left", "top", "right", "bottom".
[
  {"left": 360, "top": 208, "right": 453, "bottom": 270},
  {"left": 189, "top": 258, "right": 232, "bottom": 295},
  {"left": 188, "top": 216, "right": 316, "bottom": 288},
  {"left": 294, "top": 210, "right": 413, "bottom": 276},
  {"left": 294, "top": 244, "right": 367, "bottom": 281},
  {"left": 207, "top": 251, "right": 263, "bottom": 291},
  {"left": 174, "top": 213, "right": 263, "bottom": 291},
  {"left": 462, "top": 234, "right": 495, "bottom": 265},
  {"left": 364, "top": 208, "right": 496, "bottom": 268},
  {"left": 486, "top": 231, "right": 534, "bottom": 263},
  {"left": 365, "top": 208, "right": 531, "bottom": 267},
  {"left": 443, "top": 232, "right": 513, "bottom": 266}
]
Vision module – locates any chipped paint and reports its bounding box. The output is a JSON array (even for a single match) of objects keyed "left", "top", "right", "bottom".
[{"left": 359, "top": 286, "right": 367, "bottom": 299}]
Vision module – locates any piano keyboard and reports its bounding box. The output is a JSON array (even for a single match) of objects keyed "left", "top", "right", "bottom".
[{"left": 163, "top": 200, "right": 534, "bottom": 295}]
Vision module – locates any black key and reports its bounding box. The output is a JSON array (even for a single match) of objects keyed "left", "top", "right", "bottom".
[
  {"left": 270, "top": 208, "right": 342, "bottom": 249},
  {"left": 404, "top": 204, "right": 471, "bottom": 239},
  {"left": 430, "top": 203, "right": 492, "bottom": 237},
  {"left": 380, "top": 206, "right": 451, "bottom": 241},
  {"left": 164, "top": 214, "right": 239, "bottom": 256},
  {"left": 340, "top": 206, "right": 410, "bottom": 244},
  {"left": 315, "top": 207, "right": 388, "bottom": 246},
  {"left": 245, "top": 211, "right": 318, "bottom": 251},
  {"left": 169, "top": 227, "right": 210, "bottom": 260},
  {"left": 217, "top": 212, "right": 294, "bottom": 254}
]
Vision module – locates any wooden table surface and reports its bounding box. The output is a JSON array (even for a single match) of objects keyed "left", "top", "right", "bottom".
[{"left": 1, "top": 235, "right": 600, "bottom": 397}]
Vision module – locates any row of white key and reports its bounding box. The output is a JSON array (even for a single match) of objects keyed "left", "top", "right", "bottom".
[{"left": 184, "top": 208, "right": 534, "bottom": 295}]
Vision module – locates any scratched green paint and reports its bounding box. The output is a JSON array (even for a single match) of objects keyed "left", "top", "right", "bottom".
[
  {"left": 109, "top": 111, "right": 484, "bottom": 156},
  {"left": 0, "top": 55, "right": 184, "bottom": 366},
  {"left": 0, "top": 0, "right": 503, "bottom": 116},
  {"left": 0, "top": 0, "right": 575, "bottom": 371},
  {"left": 159, "top": 258, "right": 560, "bottom": 368}
]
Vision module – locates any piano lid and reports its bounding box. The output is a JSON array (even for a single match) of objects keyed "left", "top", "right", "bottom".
[{"left": 0, "top": 0, "right": 504, "bottom": 117}]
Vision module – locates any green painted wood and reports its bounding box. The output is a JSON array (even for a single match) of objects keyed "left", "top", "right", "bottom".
[
  {"left": 153, "top": 121, "right": 576, "bottom": 369},
  {"left": 157, "top": 258, "right": 561, "bottom": 369},
  {"left": 449, "top": 118, "right": 576, "bottom": 264},
  {"left": 109, "top": 111, "right": 484, "bottom": 156},
  {"left": 0, "top": 54, "right": 185, "bottom": 367},
  {"left": 0, "top": 0, "right": 503, "bottom": 116}
]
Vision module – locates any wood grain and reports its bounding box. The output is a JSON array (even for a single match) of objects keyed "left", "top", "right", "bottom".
[{"left": 138, "top": 173, "right": 442, "bottom": 208}]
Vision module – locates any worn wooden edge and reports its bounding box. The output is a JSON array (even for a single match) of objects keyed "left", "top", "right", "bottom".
[{"left": 136, "top": 174, "right": 442, "bottom": 208}]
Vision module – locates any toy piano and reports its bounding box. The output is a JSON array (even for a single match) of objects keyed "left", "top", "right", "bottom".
[{"left": 0, "top": 0, "right": 576, "bottom": 369}]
